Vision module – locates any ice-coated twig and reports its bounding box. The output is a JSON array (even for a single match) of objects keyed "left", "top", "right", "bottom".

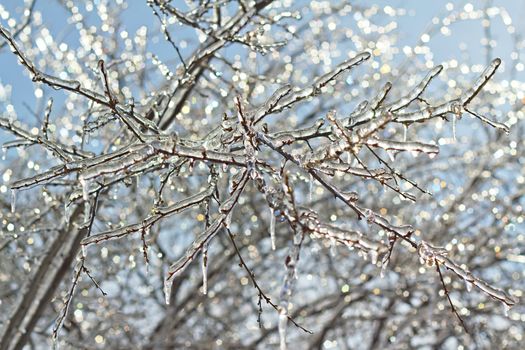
[
  {"left": 369, "top": 82, "right": 392, "bottom": 110},
  {"left": 418, "top": 241, "right": 517, "bottom": 306},
  {"left": 163, "top": 171, "right": 248, "bottom": 304},
  {"left": 366, "top": 138, "right": 439, "bottom": 157},
  {"left": 81, "top": 184, "right": 216, "bottom": 246},
  {"left": 270, "top": 52, "right": 371, "bottom": 114},
  {"left": 387, "top": 65, "right": 443, "bottom": 111},
  {"left": 461, "top": 58, "right": 501, "bottom": 106}
]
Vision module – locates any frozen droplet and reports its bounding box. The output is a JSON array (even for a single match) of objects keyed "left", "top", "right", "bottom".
[
  {"left": 1, "top": 146, "right": 6, "bottom": 160},
  {"left": 411, "top": 150, "right": 419, "bottom": 157},
  {"left": 428, "top": 152, "right": 437, "bottom": 159},
  {"left": 270, "top": 208, "right": 276, "bottom": 250},
  {"left": 278, "top": 311, "right": 288, "bottom": 350},
  {"left": 201, "top": 244, "right": 208, "bottom": 295},
  {"left": 403, "top": 124, "right": 408, "bottom": 142},
  {"left": 465, "top": 280, "right": 472, "bottom": 292},
  {"left": 81, "top": 245, "right": 87, "bottom": 258},
  {"left": 11, "top": 189, "right": 16, "bottom": 213}
]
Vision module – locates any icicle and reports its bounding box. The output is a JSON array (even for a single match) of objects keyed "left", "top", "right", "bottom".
[
  {"left": 64, "top": 203, "right": 70, "bottom": 225},
  {"left": 368, "top": 250, "right": 379, "bottom": 265},
  {"left": 386, "top": 150, "right": 395, "bottom": 162},
  {"left": 278, "top": 311, "right": 288, "bottom": 350},
  {"left": 410, "top": 150, "right": 419, "bottom": 158},
  {"left": 10, "top": 189, "right": 16, "bottom": 213},
  {"left": 452, "top": 115, "right": 457, "bottom": 142},
  {"left": 465, "top": 280, "right": 473, "bottom": 292},
  {"left": 52, "top": 336, "right": 60, "bottom": 350},
  {"left": 380, "top": 258, "right": 389, "bottom": 278},
  {"left": 270, "top": 208, "right": 276, "bottom": 250},
  {"left": 164, "top": 279, "right": 172, "bottom": 305},
  {"left": 201, "top": 243, "right": 208, "bottom": 295},
  {"left": 1, "top": 146, "right": 6, "bottom": 160},
  {"left": 330, "top": 237, "right": 337, "bottom": 256},
  {"left": 308, "top": 174, "right": 314, "bottom": 202},
  {"left": 80, "top": 177, "right": 89, "bottom": 201},
  {"left": 403, "top": 124, "right": 408, "bottom": 142},
  {"left": 81, "top": 245, "right": 87, "bottom": 258},
  {"left": 503, "top": 303, "right": 511, "bottom": 317},
  {"left": 358, "top": 250, "right": 367, "bottom": 261}
]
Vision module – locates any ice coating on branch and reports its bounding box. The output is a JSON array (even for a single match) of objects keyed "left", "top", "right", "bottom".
[
  {"left": 418, "top": 241, "right": 517, "bottom": 306},
  {"left": 388, "top": 64, "right": 443, "bottom": 111},
  {"left": 367, "top": 138, "right": 439, "bottom": 157},
  {"left": 462, "top": 58, "right": 501, "bottom": 106}
]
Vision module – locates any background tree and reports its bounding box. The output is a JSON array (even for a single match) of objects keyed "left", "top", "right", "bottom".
[{"left": 0, "top": 0, "right": 523, "bottom": 349}]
